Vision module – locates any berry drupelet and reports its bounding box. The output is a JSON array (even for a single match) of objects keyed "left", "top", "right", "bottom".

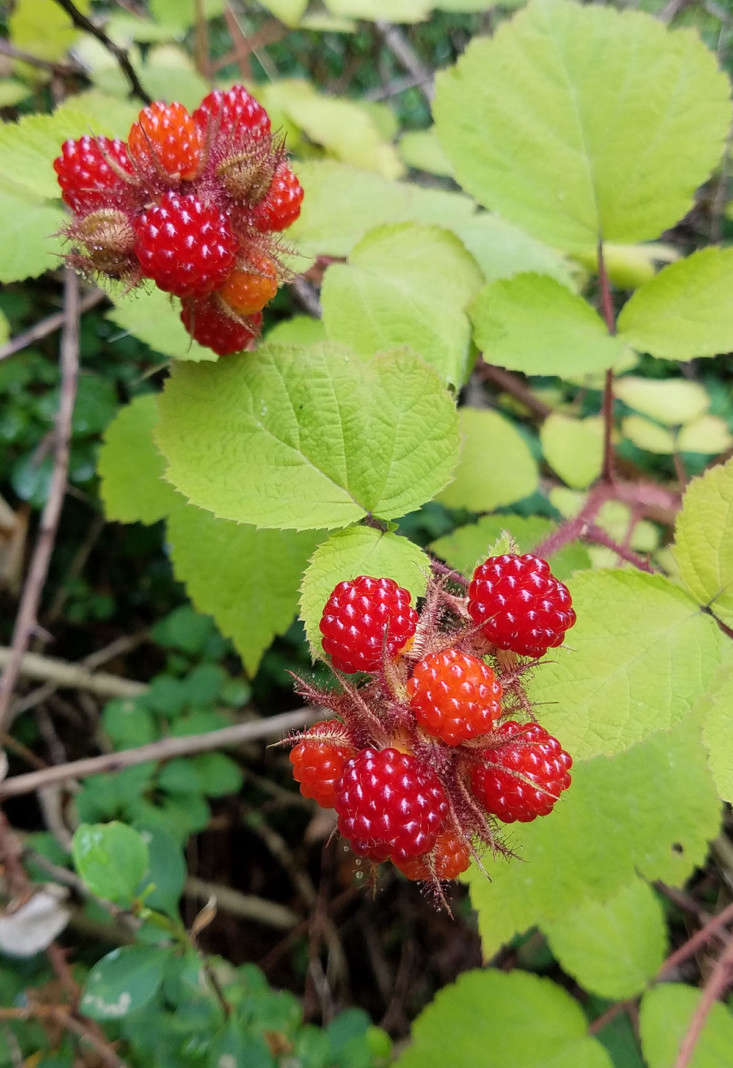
[
  {"left": 319, "top": 575, "right": 418, "bottom": 674},
  {"left": 468, "top": 552, "right": 576, "bottom": 658}
]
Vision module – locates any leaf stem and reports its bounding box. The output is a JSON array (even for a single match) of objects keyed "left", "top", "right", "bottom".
[
  {"left": 51, "top": 0, "right": 151, "bottom": 104},
  {"left": 597, "top": 240, "right": 617, "bottom": 483}
]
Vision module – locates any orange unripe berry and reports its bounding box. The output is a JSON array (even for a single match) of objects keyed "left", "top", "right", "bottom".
[{"left": 219, "top": 254, "right": 278, "bottom": 316}]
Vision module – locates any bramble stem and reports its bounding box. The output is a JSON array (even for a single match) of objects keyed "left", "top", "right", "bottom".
[{"left": 597, "top": 240, "right": 617, "bottom": 482}]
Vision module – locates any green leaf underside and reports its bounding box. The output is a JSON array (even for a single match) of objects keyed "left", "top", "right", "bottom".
[
  {"left": 430, "top": 514, "right": 591, "bottom": 583},
  {"left": 106, "top": 287, "right": 216, "bottom": 362},
  {"left": 618, "top": 248, "right": 733, "bottom": 360},
  {"left": 545, "top": 878, "right": 667, "bottom": 1000},
  {"left": 433, "top": 0, "right": 731, "bottom": 248},
  {"left": 287, "top": 160, "right": 476, "bottom": 259},
  {"left": 640, "top": 984, "right": 733, "bottom": 1068},
  {"left": 677, "top": 416, "right": 733, "bottom": 455},
  {"left": 321, "top": 223, "right": 483, "bottom": 388},
  {"left": 259, "top": 0, "right": 308, "bottom": 27},
  {"left": 470, "top": 274, "right": 626, "bottom": 376},
  {"left": 540, "top": 414, "right": 604, "bottom": 489},
  {"left": 450, "top": 214, "right": 576, "bottom": 289},
  {"left": 398, "top": 128, "right": 453, "bottom": 176},
  {"left": 525, "top": 570, "right": 725, "bottom": 760},
  {"left": 99, "top": 395, "right": 179, "bottom": 525},
  {"left": 300, "top": 526, "right": 429, "bottom": 659},
  {"left": 673, "top": 458, "right": 733, "bottom": 626},
  {"left": 71, "top": 822, "right": 148, "bottom": 905},
  {"left": 166, "top": 501, "right": 323, "bottom": 675},
  {"left": 0, "top": 185, "right": 65, "bottom": 284},
  {"left": 622, "top": 415, "right": 677, "bottom": 455},
  {"left": 324, "top": 0, "right": 432, "bottom": 22},
  {"left": 10, "top": 0, "right": 90, "bottom": 64},
  {"left": 395, "top": 969, "right": 611, "bottom": 1068},
  {"left": 699, "top": 653, "right": 733, "bottom": 804},
  {"left": 613, "top": 375, "right": 709, "bottom": 426},
  {"left": 277, "top": 85, "right": 403, "bottom": 179},
  {"left": 466, "top": 718, "right": 720, "bottom": 957},
  {"left": 438, "top": 408, "right": 538, "bottom": 510},
  {"left": 81, "top": 946, "right": 167, "bottom": 1020},
  {"left": 155, "top": 343, "right": 460, "bottom": 530}
]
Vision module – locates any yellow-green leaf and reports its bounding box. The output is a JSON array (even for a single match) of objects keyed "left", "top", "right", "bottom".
[
  {"left": 470, "top": 273, "right": 625, "bottom": 376},
  {"left": 433, "top": 0, "right": 731, "bottom": 248},
  {"left": 673, "top": 457, "right": 733, "bottom": 625},
  {"left": 322, "top": 223, "right": 483, "bottom": 387},
  {"left": 544, "top": 879, "right": 667, "bottom": 1000},
  {"left": 540, "top": 414, "right": 603, "bottom": 489},
  {"left": 618, "top": 248, "right": 733, "bottom": 360},
  {"left": 439, "top": 408, "right": 538, "bottom": 510},
  {"left": 155, "top": 343, "right": 459, "bottom": 530},
  {"left": 614, "top": 375, "right": 709, "bottom": 426}
]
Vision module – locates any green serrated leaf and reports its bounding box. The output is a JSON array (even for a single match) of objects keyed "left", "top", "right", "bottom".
[
  {"left": 322, "top": 224, "right": 483, "bottom": 387},
  {"left": 266, "top": 316, "right": 326, "bottom": 346},
  {"left": 98, "top": 395, "right": 179, "bottom": 525},
  {"left": 621, "top": 415, "right": 677, "bottom": 455},
  {"left": 324, "top": 0, "right": 431, "bottom": 21},
  {"left": 614, "top": 375, "right": 709, "bottom": 426},
  {"left": 525, "top": 570, "right": 726, "bottom": 759},
  {"left": 300, "top": 525, "right": 429, "bottom": 659},
  {"left": 0, "top": 80, "right": 31, "bottom": 108},
  {"left": 275, "top": 80, "right": 403, "bottom": 178},
  {"left": 9, "top": 0, "right": 90, "bottom": 64},
  {"left": 640, "top": 984, "right": 733, "bottom": 1068},
  {"left": 395, "top": 969, "right": 611, "bottom": 1068},
  {"left": 618, "top": 248, "right": 733, "bottom": 360},
  {"left": 259, "top": 0, "right": 309, "bottom": 25},
  {"left": 544, "top": 879, "right": 667, "bottom": 1000},
  {"left": 72, "top": 822, "right": 149, "bottom": 905},
  {"left": 433, "top": 0, "right": 731, "bottom": 248},
  {"left": 155, "top": 343, "right": 459, "bottom": 530},
  {"left": 431, "top": 514, "right": 591, "bottom": 583},
  {"left": 287, "top": 160, "right": 476, "bottom": 259},
  {"left": 673, "top": 458, "right": 733, "bottom": 625},
  {"left": 678, "top": 415, "right": 733, "bottom": 455},
  {"left": 467, "top": 718, "right": 721, "bottom": 957},
  {"left": 398, "top": 128, "right": 453, "bottom": 176},
  {"left": 451, "top": 214, "right": 576, "bottom": 290},
  {"left": 103, "top": 699, "right": 156, "bottom": 750},
  {"left": 699, "top": 653, "right": 733, "bottom": 803},
  {"left": 0, "top": 185, "right": 65, "bottom": 284},
  {"left": 540, "top": 414, "right": 603, "bottom": 489},
  {"left": 135, "top": 825, "right": 186, "bottom": 916},
  {"left": 166, "top": 500, "right": 323, "bottom": 675},
  {"left": 470, "top": 274, "right": 625, "bottom": 376},
  {"left": 106, "top": 287, "right": 216, "bottom": 362},
  {"left": 438, "top": 408, "right": 538, "bottom": 510},
  {"left": 81, "top": 946, "right": 167, "bottom": 1021}
]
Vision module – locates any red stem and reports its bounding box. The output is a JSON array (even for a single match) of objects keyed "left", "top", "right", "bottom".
[{"left": 597, "top": 240, "right": 617, "bottom": 483}]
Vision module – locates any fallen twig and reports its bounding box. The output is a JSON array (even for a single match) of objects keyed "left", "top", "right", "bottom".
[
  {"left": 0, "top": 271, "right": 80, "bottom": 733},
  {"left": 0, "top": 707, "right": 316, "bottom": 799}
]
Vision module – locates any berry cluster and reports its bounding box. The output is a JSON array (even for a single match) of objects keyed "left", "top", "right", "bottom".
[
  {"left": 54, "top": 87, "right": 304, "bottom": 355},
  {"left": 287, "top": 553, "right": 576, "bottom": 894}
]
